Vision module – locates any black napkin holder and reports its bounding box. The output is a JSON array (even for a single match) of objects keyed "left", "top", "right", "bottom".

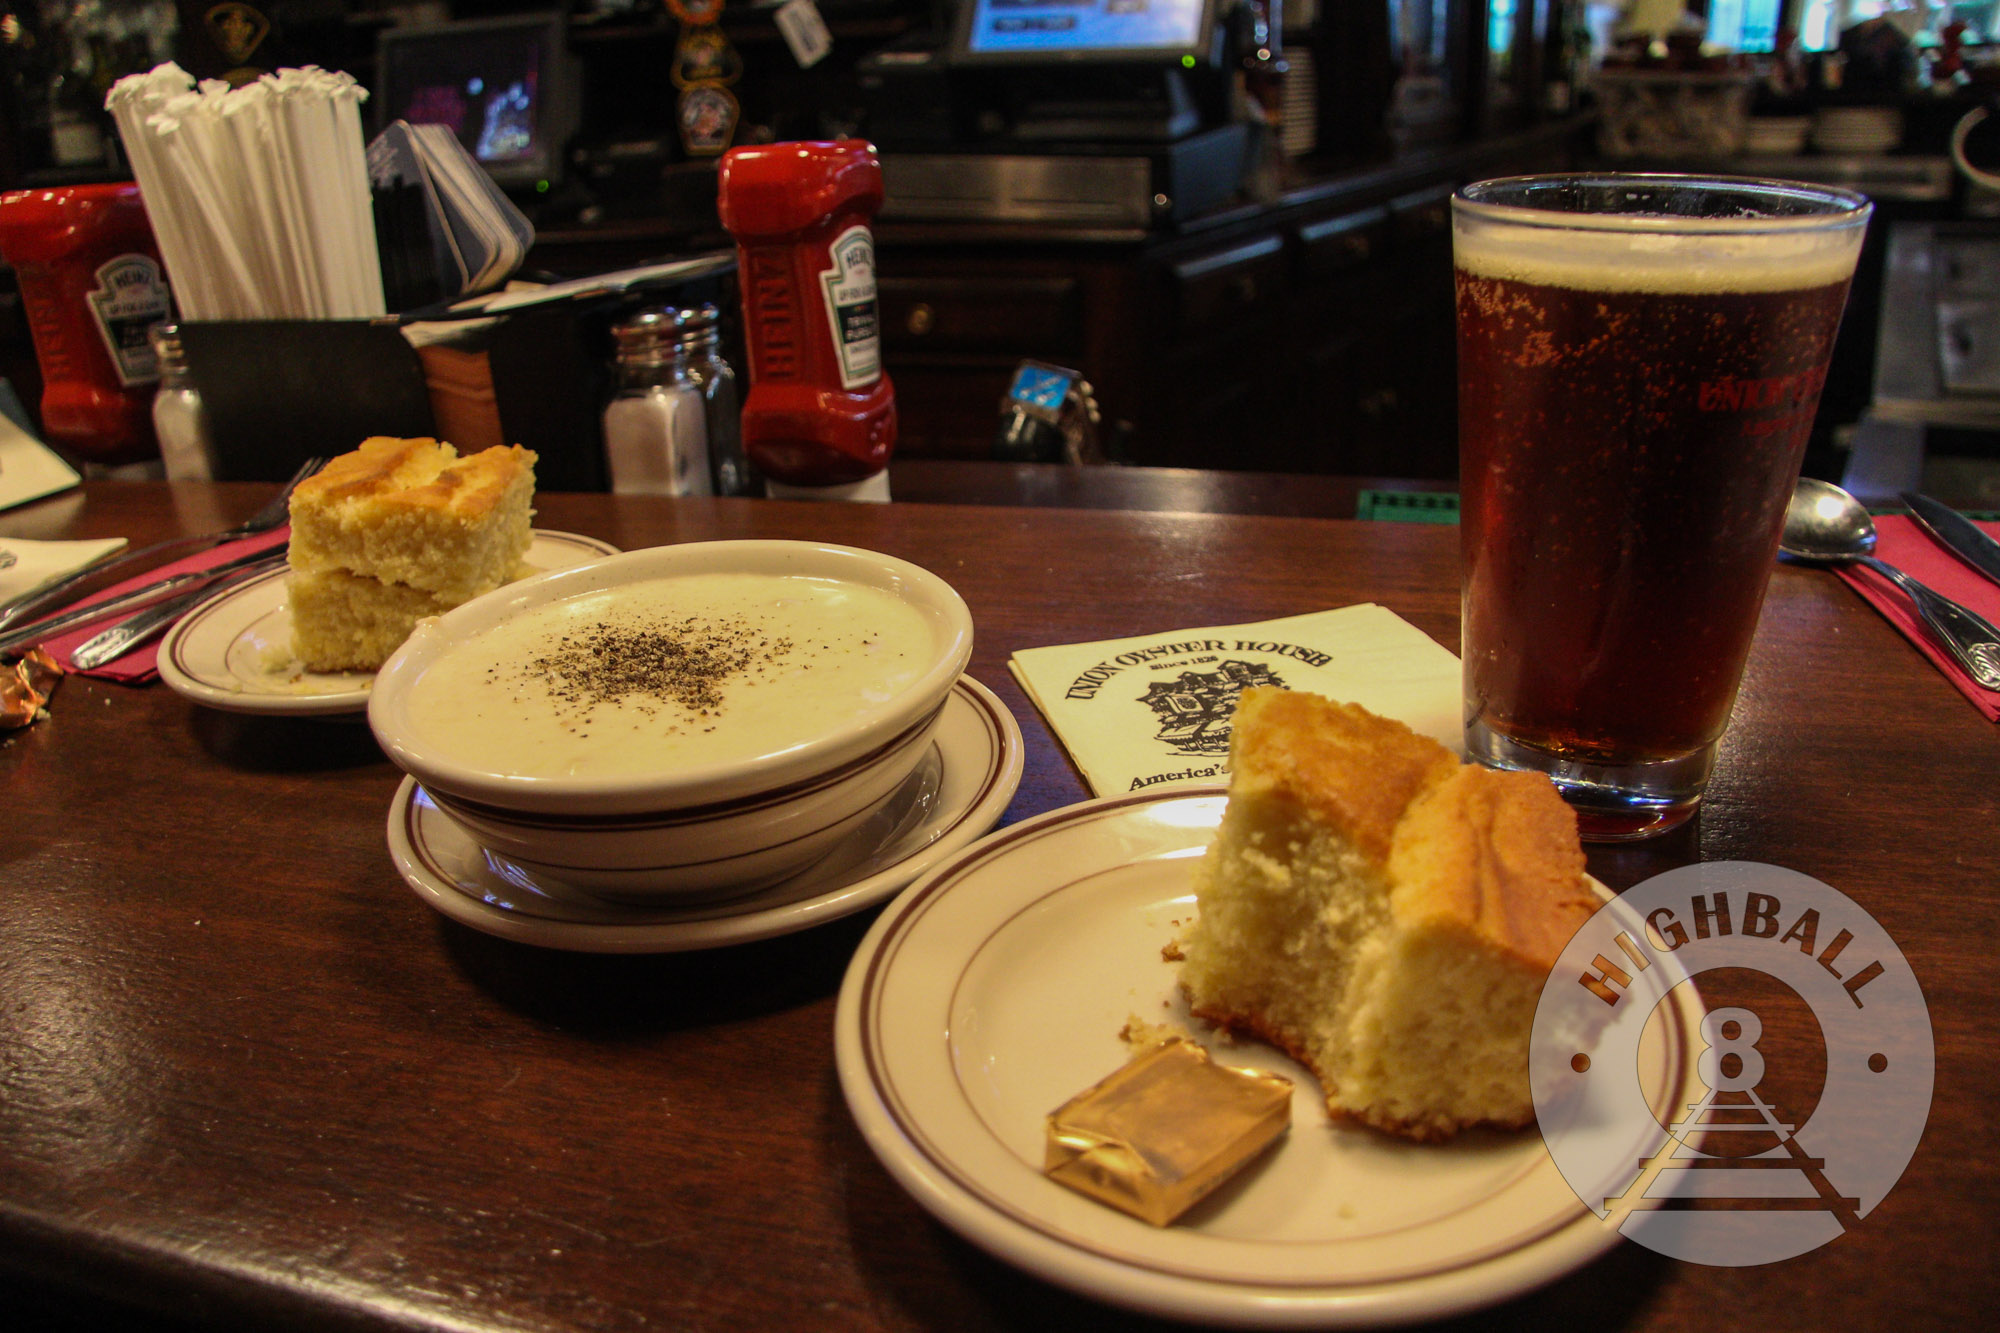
[
  {"left": 178, "top": 320, "right": 436, "bottom": 484},
  {"left": 178, "top": 257, "right": 738, "bottom": 492},
  {"left": 179, "top": 311, "right": 630, "bottom": 492}
]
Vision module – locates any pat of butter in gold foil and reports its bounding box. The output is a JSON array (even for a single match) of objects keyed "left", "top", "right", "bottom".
[
  {"left": 2, "top": 648, "right": 62, "bottom": 729},
  {"left": 1044, "top": 1036, "right": 1292, "bottom": 1226}
]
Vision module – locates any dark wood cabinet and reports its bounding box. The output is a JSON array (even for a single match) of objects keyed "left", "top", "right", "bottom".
[
  {"left": 874, "top": 254, "right": 1118, "bottom": 460},
  {"left": 873, "top": 124, "right": 1582, "bottom": 476}
]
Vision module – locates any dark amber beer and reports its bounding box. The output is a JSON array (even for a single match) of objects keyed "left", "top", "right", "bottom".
[{"left": 1453, "top": 176, "right": 1870, "bottom": 839}]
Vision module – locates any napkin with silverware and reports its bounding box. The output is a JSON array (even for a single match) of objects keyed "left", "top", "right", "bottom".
[
  {"left": 32, "top": 528, "right": 289, "bottom": 683},
  {"left": 1834, "top": 513, "right": 2000, "bottom": 721},
  {"left": 0, "top": 537, "right": 130, "bottom": 606}
]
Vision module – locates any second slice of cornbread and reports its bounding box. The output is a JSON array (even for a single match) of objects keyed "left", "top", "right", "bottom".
[{"left": 286, "top": 567, "right": 464, "bottom": 673}]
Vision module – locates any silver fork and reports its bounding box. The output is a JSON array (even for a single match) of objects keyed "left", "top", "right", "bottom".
[{"left": 0, "top": 455, "right": 325, "bottom": 634}]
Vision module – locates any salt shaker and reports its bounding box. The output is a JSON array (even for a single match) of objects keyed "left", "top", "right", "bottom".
[
  {"left": 149, "top": 324, "right": 217, "bottom": 481},
  {"left": 603, "top": 307, "right": 711, "bottom": 497},
  {"left": 673, "top": 303, "right": 755, "bottom": 496}
]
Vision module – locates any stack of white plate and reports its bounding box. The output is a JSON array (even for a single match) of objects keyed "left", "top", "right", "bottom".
[
  {"left": 1811, "top": 106, "right": 1904, "bottom": 155},
  {"left": 1743, "top": 115, "right": 1811, "bottom": 155},
  {"left": 1279, "top": 44, "right": 1318, "bottom": 158}
]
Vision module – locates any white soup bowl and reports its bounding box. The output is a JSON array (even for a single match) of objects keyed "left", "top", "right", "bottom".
[{"left": 368, "top": 540, "right": 974, "bottom": 903}]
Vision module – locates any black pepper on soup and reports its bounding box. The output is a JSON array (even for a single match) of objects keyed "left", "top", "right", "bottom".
[{"left": 405, "top": 572, "right": 933, "bottom": 778}]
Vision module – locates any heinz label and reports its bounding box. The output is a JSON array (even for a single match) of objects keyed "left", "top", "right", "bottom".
[
  {"left": 819, "top": 224, "right": 881, "bottom": 389},
  {"left": 87, "top": 254, "right": 170, "bottom": 387}
]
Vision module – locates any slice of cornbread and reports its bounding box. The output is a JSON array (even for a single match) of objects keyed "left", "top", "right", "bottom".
[
  {"left": 1178, "top": 688, "right": 1595, "bottom": 1141},
  {"left": 287, "top": 437, "right": 537, "bottom": 603},
  {"left": 286, "top": 438, "right": 537, "bottom": 671},
  {"left": 286, "top": 567, "right": 462, "bottom": 673}
]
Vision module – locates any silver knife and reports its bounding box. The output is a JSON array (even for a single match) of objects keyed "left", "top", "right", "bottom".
[
  {"left": 1901, "top": 492, "right": 2000, "bottom": 589},
  {"left": 0, "top": 542, "right": 286, "bottom": 659},
  {"left": 70, "top": 554, "right": 287, "bottom": 670}
]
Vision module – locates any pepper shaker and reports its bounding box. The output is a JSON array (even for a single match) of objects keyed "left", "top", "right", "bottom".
[{"left": 674, "top": 303, "right": 756, "bottom": 496}]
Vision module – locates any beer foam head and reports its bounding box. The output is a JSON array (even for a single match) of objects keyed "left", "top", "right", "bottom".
[{"left": 1453, "top": 199, "right": 1868, "bottom": 294}]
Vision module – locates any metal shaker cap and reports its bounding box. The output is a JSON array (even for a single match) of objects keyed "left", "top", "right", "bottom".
[{"left": 611, "top": 306, "right": 681, "bottom": 367}]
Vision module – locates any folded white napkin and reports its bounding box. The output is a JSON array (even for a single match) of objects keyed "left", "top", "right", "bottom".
[{"left": 0, "top": 536, "right": 130, "bottom": 605}]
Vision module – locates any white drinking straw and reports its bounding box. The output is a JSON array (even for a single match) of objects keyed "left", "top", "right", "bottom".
[
  {"left": 148, "top": 94, "right": 262, "bottom": 317},
  {"left": 106, "top": 61, "right": 387, "bottom": 321},
  {"left": 106, "top": 65, "right": 216, "bottom": 317}
]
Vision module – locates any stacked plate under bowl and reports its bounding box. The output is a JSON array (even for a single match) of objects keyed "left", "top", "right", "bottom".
[{"left": 386, "top": 674, "right": 1023, "bottom": 952}]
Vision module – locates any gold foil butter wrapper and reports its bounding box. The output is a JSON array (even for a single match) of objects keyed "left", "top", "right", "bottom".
[
  {"left": 2, "top": 648, "right": 63, "bottom": 729},
  {"left": 1044, "top": 1036, "right": 1292, "bottom": 1226}
]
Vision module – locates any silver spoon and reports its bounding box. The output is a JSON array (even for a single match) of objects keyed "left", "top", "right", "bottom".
[{"left": 1780, "top": 477, "right": 2000, "bottom": 690}]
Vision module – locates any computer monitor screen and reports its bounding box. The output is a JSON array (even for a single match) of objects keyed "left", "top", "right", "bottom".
[
  {"left": 951, "top": 0, "right": 1218, "bottom": 64},
  {"left": 373, "top": 12, "right": 576, "bottom": 190}
]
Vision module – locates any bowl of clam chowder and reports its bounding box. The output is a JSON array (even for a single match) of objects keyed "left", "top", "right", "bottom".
[{"left": 368, "top": 540, "right": 974, "bottom": 903}]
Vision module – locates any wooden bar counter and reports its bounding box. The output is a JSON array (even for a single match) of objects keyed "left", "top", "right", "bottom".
[{"left": 2, "top": 473, "right": 1994, "bottom": 1332}]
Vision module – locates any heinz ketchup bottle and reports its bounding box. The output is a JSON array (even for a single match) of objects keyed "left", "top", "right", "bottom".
[
  {"left": 716, "top": 141, "right": 895, "bottom": 500},
  {"left": 0, "top": 183, "right": 171, "bottom": 467}
]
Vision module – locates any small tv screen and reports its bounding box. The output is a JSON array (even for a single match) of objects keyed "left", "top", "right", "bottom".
[
  {"left": 374, "top": 12, "right": 576, "bottom": 189},
  {"left": 952, "top": 0, "right": 1217, "bottom": 64}
]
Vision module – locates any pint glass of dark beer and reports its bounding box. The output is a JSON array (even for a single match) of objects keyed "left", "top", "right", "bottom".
[{"left": 1453, "top": 175, "right": 1871, "bottom": 839}]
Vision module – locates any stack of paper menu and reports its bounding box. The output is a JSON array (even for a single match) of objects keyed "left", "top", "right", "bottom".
[
  {"left": 1008, "top": 605, "right": 1462, "bottom": 797},
  {"left": 368, "top": 120, "right": 534, "bottom": 309}
]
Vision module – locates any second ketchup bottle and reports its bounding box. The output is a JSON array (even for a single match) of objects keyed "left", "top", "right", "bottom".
[{"left": 716, "top": 140, "right": 895, "bottom": 500}]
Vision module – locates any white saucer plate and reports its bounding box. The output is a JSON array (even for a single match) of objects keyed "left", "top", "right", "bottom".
[
  {"left": 836, "top": 787, "right": 1705, "bottom": 1327},
  {"left": 388, "top": 676, "right": 1024, "bottom": 952},
  {"left": 157, "top": 531, "right": 620, "bottom": 716}
]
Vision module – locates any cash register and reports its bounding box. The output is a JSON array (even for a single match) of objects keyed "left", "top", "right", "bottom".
[{"left": 859, "top": 0, "right": 1249, "bottom": 227}]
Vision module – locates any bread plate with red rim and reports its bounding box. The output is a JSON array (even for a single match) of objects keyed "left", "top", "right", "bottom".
[{"left": 834, "top": 786, "right": 1705, "bottom": 1327}]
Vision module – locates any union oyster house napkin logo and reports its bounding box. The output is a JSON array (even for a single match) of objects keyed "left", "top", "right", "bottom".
[{"left": 1009, "top": 604, "right": 1461, "bottom": 796}]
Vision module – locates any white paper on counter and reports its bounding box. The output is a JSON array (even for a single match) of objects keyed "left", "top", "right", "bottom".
[
  {"left": 0, "top": 410, "right": 82, "bottom": 513},
  {"left": 1009, "top": 604, "right": 1461, "bottom": 797}
]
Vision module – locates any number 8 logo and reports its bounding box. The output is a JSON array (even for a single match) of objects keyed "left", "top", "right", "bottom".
[{"left": 1697, "top": 1006, "right": 1766, "bottom": 1097}]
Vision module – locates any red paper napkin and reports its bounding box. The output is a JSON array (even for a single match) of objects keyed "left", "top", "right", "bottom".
[
  {"left": 36, "top": 528, "right": 289, "bottom": 683},
  {"left": 1832, "top": 513, "right": 2000, "bottom": 721}
]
